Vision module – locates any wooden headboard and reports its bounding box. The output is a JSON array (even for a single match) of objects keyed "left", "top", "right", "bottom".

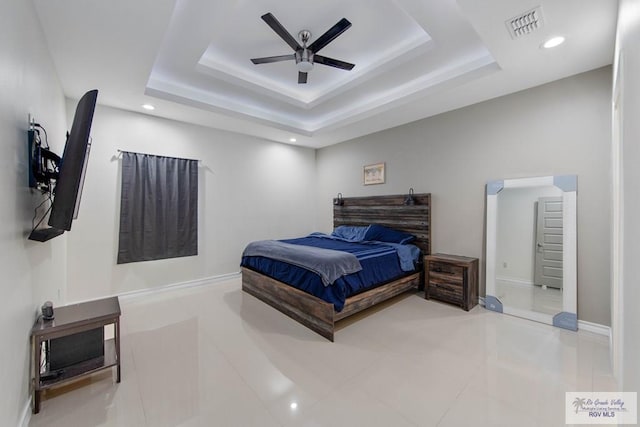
[{"left": 333, "top": 193, "right": 431, "bottom": 255}]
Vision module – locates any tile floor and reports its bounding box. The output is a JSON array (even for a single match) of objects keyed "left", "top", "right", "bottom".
[
  {"left": 29, "top": 278, "right": 615, "bottom": 427},
  {"left": 495, "top": 281, "right": 563, "bottom": 315}
]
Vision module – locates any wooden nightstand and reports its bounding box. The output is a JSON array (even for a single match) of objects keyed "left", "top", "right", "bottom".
[{"left": 425, "top": 254, "right": 478, "bottom": 311}]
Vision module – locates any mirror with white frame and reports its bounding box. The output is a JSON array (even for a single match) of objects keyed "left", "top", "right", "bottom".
[{"left": 485, "top": 175, "right": 577, "bottom": 330}]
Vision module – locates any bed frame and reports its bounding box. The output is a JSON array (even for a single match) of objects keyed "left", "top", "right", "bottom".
[{"left": 241, "top": 193, "right": 431, "bottom": 341}]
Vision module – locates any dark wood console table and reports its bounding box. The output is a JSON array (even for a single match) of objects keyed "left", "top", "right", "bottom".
[{"left": 30, "top": 296, "right": 121, "bottom": 414}]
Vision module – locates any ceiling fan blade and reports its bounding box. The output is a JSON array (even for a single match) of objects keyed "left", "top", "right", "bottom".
[
  {"left": 308, "top": 18, "right": 352, "bottom": 53},
  {"left": 251, "top": 54, "right": 295, "bottom": 64},
  {"left": 298, "top": 72, "right": 308, "bottom": 84},
  {"left": 261, "top": 13, "right": 301, "bottom": 51},
  {"left": 313, "top": 55, "right": 355, "bottom": 70}
]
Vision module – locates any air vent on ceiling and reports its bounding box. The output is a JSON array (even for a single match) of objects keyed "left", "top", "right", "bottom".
[{"left": 506, "top": 6, "right": 544, "bottom": 39}]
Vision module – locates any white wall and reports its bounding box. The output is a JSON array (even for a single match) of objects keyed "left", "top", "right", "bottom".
[
  {"left": 64, "top": 104, "right": 317, "bottom": 301},
  {"left": 0, "top": 0, "right": 68, "bottom": 424},
  {"left": 316, "top": 67, "right": 612, "bottom": 326},
  {"left": 613, "top": 0, "right": 640, "bottom": 395}
]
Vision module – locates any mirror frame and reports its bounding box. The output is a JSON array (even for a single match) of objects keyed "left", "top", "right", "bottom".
[{"left": 485, "top": 175, "right": 577, "bottom": 331}]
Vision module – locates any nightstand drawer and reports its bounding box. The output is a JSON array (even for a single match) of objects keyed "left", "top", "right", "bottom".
[
  {"left": 428, "top": 270, "right": 463, "bottom": 284},
  {"left": 429, "top": 262, "right": 463, "bottom": 278},
  {"left": 428, "top": 278, "right": 463, "bottom": 303}
]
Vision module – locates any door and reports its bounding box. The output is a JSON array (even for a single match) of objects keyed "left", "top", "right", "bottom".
[{"left": 534, "top": 197, "right": 563, "bottom": 289}]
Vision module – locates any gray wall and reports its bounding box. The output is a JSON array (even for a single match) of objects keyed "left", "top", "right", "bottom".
[
  {"left": 316, "top": 67, "right": 612, "bottom": 326},
  {"left": 64, "top": 104, "right": 317, "bottom": 301},
  {"left": 0, "top": 0, "right": 68, "bottom": 424}
]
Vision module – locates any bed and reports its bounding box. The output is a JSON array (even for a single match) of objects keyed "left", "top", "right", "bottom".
[{"left": 241, "top": 193, "right": 431, "bottom": 341}]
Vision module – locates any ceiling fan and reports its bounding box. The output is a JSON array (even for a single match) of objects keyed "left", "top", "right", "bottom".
[{"left": 251, "top": 13, "right": 355, "bottom": 84}]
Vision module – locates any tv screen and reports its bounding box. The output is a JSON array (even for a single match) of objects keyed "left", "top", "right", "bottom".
[{"left": 48, "top": 89, "right": 98, "bottom": 231}]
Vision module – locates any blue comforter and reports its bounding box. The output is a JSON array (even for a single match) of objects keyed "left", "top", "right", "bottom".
[
  {"left": 242, "top": 240, "right": 362, "bottom": 286},
  {"left": 241, "top": 233, "right": 420, "bottom": 311}
]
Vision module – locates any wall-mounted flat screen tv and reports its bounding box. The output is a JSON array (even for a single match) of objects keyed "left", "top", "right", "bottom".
[{"left": 28, "top": 89, "right": 98, "bottom": 242}]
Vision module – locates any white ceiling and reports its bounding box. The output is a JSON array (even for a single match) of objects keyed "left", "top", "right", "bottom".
[{"left": 33, "top": 0, "right": 617, "bottom": 148}]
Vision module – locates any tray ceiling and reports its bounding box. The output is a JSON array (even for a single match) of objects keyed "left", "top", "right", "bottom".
[{"left": 33, "top": 0, "right": 617, "bottom": 148}]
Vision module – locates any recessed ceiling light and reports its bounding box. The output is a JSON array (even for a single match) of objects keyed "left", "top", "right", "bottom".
[
  {"left": 289, "top": 138, "right": 297, "bottom": 142},
  {"left": 542, "top": 36, "right": 565, "bottom": 49},
  {"left": 142, "top": 104, "right": 155, "bottom": 111},
  {"left": 290, "top": 402, "right": 298, "bottom": 410}
]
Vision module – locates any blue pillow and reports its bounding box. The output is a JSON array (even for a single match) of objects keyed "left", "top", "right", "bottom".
[
  {"left": 331, "top": 225, "right": 370, "bottom": 242},
  {"left": 364, "top": 224, "right": 415, "bottom": 244}
]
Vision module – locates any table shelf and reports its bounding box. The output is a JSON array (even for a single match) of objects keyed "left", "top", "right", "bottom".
[{"left": 39, "top": 339, "right": 117, "bottom": 389}]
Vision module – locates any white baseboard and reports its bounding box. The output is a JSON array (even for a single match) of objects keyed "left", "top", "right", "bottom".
[
  {"left": 65, "top": 271, "right": 242, "bottom": 306},
  {"left": 478, "top": 297, "right": 611, "bottom": 337},
  {"left": 495, "top": 276, "right": 534, "bottom": 288},
  {"left": 19, "top": 397, "right": 31, "bottom": 427},
  {"left": 577, "top": 320, "right": 611, "bottom": 338},
  {"left": 118, "top": 271, "right": 241, "bottom": 301}
]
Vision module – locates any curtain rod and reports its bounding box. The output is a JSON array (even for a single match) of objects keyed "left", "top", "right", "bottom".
[{"left": 115, "top": 149, "right": 202, "bottom": 163}]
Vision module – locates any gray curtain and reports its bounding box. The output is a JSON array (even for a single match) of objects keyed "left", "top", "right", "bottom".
[{"left": 117, "top": 151, "right": 198, "bottom": 264}]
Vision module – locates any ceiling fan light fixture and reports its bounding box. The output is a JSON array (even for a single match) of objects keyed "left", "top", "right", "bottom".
[
  {"left": 296, "top": 60, "right": 314, "bottom": 72},
  {"left": 295, "top": 48, "right": 314, "bottom": 72}
]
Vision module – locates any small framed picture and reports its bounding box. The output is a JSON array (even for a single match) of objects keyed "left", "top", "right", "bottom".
[{"left": 363, "top": 162, "right": 385, "bottom": 185}]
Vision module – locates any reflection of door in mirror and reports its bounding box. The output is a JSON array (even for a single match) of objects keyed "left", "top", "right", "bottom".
[
  {"left": 495, "top": 186, "right": 563, "bottom": 316},
  {"left": 534, "top": 197, "right": 563, "bottom": 289}
]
